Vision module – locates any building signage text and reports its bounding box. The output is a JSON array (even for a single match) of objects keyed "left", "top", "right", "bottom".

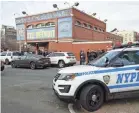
[{"left": 15, "top": 9, "right": 71, "bottom": 25}]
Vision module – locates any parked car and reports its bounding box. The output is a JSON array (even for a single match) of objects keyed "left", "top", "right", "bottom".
[
  {"left": 0, "top": 51, "right": 21, "bottom": 65},
  {"left": 47, "top": 52, "right": 76, "bottom": 68},
  {"left": 1, "top": 61, "right": 4, "bottom": 71},
  {"left": 11, "top": 54, "right": 51, "bottom": 69}
]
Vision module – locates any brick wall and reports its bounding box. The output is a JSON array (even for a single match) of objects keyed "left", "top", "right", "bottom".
[
  {"left": 72, "top": 8, "right": 106, "bottom": 41},
  {"left": 73, "top": 26, "right": 93, "bottom": 40},
  {"left": 93, "top": 31, "right": 106, "bottom": 41},
  {"left": 72, "top": 8, "right": 106, "bottom": 29},
  {"left": 48, "top": 41, "right": 112, "bottom": 60},
  {"left": 106, "top": 32, "right": 123, "bottom": 44}
]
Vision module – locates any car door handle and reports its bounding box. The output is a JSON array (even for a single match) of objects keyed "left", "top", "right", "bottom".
[{"left": 135, "top": 67, "right": 139, "bottom": 70}]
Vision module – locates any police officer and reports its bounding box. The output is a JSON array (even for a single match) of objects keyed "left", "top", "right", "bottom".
[
  {"left": 87, "top": 49, "right": 90, "bottom": 63},
  {"left": 80, "top": 50, "right": 86, "bottom": 65}
]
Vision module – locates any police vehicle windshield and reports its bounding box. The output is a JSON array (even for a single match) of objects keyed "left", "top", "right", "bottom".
[{"left": 88, "top": 50, "right": 121, "bottom": 67}]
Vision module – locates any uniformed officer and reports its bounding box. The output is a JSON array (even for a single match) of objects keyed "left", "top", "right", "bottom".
[
  {"left": 80, "top": 50, "right": 86, "bottom": 65},
  {"left": 87, "top": 49, "right": 91, "bottom": 63}
]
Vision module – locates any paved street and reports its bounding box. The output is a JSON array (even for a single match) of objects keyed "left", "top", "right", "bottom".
[
  {"left": 1, "top": 65, "right": 139, "bottom": 113},
  {"left": 1, "top": 66, "right": 69, "bottom": 113}
]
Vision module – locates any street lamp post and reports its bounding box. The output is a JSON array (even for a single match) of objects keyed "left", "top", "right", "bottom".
[
  {"left": 22, "top": 11, "right": 28, "bottom": 52},
  {"left": 53, "top": 4, "right": 59, "bottom": 10},
  {"left": 104, "top": 19, "right": 108, "bottom": 22},
  {"left": 72, "top": 2, "right": 79, "bottom": 7}
]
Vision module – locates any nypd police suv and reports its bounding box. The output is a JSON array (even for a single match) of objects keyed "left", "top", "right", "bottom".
[{"left": 53, "top": 43, "right": 139, "bottom": 112}]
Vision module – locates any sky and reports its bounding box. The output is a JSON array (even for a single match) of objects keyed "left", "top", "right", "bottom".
[{"left": 1, "top": 1, "right": 139, "bottom": 32}]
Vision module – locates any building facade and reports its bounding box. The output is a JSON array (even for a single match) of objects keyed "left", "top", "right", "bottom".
[
  {"left": 15, "top": 8, "right": 107, "bottom": 50},
  {"left": 0, "top": 25, "right": 18, "bottom": 51},
  {"left": 15, "top": 7, "right": 123, "bottom": 59},
  {"left": 105, "top": 32, "right": 123, "bottom": 45},
  {"left": 113, "top": 30, "right": 139, "bottom": 44}
]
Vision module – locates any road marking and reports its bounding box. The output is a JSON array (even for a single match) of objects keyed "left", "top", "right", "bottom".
[{"left": 68, "top": 103, "right": 76, "bottom": 113}]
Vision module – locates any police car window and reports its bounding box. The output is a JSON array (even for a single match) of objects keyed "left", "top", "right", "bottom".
[
  {"left": 113, "top": 51, "right": 139, "bottom": 66},
  {"left": 89, "top": 51, "right": 120, "bottom": 67}
]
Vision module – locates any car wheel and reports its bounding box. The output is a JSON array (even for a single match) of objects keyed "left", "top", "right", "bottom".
[
  {"left": 58, "top": 60, "right": 65, "bottom": 68},
  {"left": 43, "top": 66, "right": 47, "bottom": 69},
  {"left": 5, "top": 59, "right": 9, "bottom": 65},
  {"left": 80, "top": 85, "right": 104, "bottom": 112},
  {"left": 11, "top": 61, "right": 17, "bottom": 68},
  {"left": 70, "top": 64, "right": 74, "bottom": 66},
  {"left": 30, "top": 62, "right": 36, "bottom": 70},
  {"left": 1, "top": 66, "right": 4, "bottom": 71}
]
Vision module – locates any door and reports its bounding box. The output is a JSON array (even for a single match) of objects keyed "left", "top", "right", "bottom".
[
  {"left": 48, "top": 53, "right": 57, "bottom": 64},
  {"left": 108, "top": 50, "right": 139, "bottom": 93},
  {"left": 21, "top": 55, "right": 32, "bottom": 67},
  {"left": 18, "top": 55, "right": 27, "bottom": 67},
  {"left": 12, "top": 52, "right": 21, "bottom": 60}
]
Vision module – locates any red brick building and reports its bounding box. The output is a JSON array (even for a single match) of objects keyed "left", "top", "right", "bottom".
[
  {"left": 105, "top": 32, "right": 123, "bottom": 45},
  {"left": 15, "top": 7, "right": 121, "bottom": 59}
]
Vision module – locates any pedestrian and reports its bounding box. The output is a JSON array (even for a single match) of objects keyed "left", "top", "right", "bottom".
[
  {"left": 87, "top": 49, "right": 90, "bottom": 63},
  {"left": 45, "top": 50, "right": 49, "bottom": 56},
  {"left": 80, "top": 50, "right": 86, "bottom": 65},
  {"left": 43, "top": 51, "right": 46, "bottom": 57}
]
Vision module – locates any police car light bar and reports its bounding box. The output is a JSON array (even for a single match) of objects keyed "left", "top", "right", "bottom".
[{"left": 113, "top": 42, "right": 139, "bottom": 49}]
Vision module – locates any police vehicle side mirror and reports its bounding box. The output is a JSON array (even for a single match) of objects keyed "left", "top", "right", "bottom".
[{"left": 111, "top": 62, "right": 124, "bottom": 67}]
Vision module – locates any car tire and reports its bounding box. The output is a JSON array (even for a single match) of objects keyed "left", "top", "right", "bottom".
[
  {"left": 1, "top": 66, "right": 4, "bottom": 71},
  {"left": 43, "top": 66, "right": 47, "bottom": 69},
  {"left": 58, "top": 60, "right": 65, "bottom": 68},
  {"left": 30, "top": 62, "right": 36, "bottom": 70},
  {"left": 80, "top": 85, "right": 104, "bottom": 112},
  {"left": 11, "top": 61, "right": 17, "bottom": 68},
  {"left": 5, "top": 59, "right": 9, "bottom": 65},
  {"left": 70, "top": 64, "right": 74, "bottom": 66}
]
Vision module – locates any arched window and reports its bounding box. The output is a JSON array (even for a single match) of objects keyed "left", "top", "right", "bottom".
[
  {"left": 36, "top": 23, "right": 42, "bottom": 28},
  {"left": 75, "top": 20, "right": 81, "bottom": 26},
  {"left": 83, "top": 23, "right": 87, "bottom": 28},
  {"left": 94, "top": 26, "right": 98, "bottom": 31},
  {"left": 41, "top": 23, "right": 45, "bottom": 27},
  {"left": 88, "top": 25, "right": 92, "bottom": 29},
  {"left": 99, "top": 28, "right": 102, "bottom": 32},
  {"left": 50, "top": 22, "right": 55, "bottom": 26},
  {"left": 45, "top": 22, "right": 50, "bottom": 27},
  {"left": 27, "top": 25, "right": 33, "bottom": 29},
  {"left": 45, "top": 22, "right": 55, "bottom": 27}
]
